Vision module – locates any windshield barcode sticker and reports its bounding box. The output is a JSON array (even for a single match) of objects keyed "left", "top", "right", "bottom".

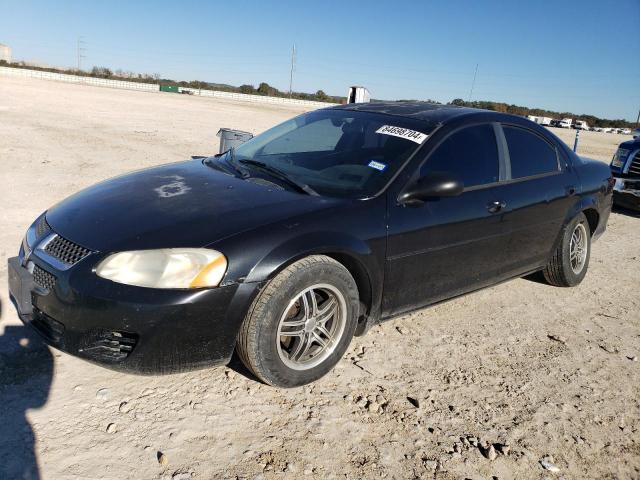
[
  {"left": 376, "top": 125, "right": 428, "bottom": 144},
  {"left": 368, "top": 160, "right": 387, "bottom": 171}
]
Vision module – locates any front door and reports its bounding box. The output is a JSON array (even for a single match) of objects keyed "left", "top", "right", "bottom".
[{"left": 383, "top": 123, "right": 511, "bottom": 316}]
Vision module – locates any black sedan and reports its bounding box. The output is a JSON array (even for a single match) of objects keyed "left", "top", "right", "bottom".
[{"left": 8, "top": 102, "right": 613, "bottom": 387}]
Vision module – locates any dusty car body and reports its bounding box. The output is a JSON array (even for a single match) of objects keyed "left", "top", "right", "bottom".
[{"left": 8, "top": 102, "right": 613, "bottom": 386}]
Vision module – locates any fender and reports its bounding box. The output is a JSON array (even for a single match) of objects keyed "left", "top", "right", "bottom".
[
  {"left": 244, "top": 230, "right": 373, "bottom": 281},
  {"left": 209, "top": 195, "right": 389, "bottom": 332},
  {"left": 563, "top": 195, "right": 599, "bottom": 229},
  {"left": 547, "top": 189, "right": 606, "bottom": 259},
  {"left": 204, "top": 227, "right": 384, "bottom": 353},
  {"left": 244, "top": 231, "right": 384, "bottom": 332}
]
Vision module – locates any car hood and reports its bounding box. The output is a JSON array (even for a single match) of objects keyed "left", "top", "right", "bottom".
[
  {"left": 46, "top": 159, "right": 342, "bottom": 252},
  {"left": 619, "top": 138, "right": 640, "bottom": 150}
]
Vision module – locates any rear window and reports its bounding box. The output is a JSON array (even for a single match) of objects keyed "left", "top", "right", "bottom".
[
  {"left": 421, "top": 124, "right": 499, "bottom": 188},
  {"left": 503, "top": 126, "right": 559, "bottom": 178}
]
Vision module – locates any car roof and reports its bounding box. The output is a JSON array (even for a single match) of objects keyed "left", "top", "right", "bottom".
[
  {"left": 328, "top": 101, "right": 570, "bottom": 152},
  {"left": 326, "top": 101, "right": 562, "bottom": 144},
  {"left": 328, "top": 101, "right": 496, "bottom": 124}
]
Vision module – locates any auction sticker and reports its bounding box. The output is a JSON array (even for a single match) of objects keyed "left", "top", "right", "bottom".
[
  {"left": 376, "top": 125, "right": 428, "bottom": 144},
  {"left": 367, "top": 160, "right": 387, "bottom": 171}
]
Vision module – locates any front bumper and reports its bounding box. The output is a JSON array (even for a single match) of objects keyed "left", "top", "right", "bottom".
[
  {"left": 8, "top": 255, "right": 263, "bottom": 374},
  {"left": 612, "top": 177, "right": 640, "bottom": 211}
]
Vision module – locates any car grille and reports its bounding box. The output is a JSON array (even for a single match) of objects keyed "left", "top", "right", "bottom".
[
  {"left": 81, "top": 330, "right": 138, "bottom": 362},
  {"left": 31, "top": 309, "right": 65, "bottom": 343},
  {"left": 44, "top": 235, "right": 92, "bottom": 265},
  {"left": 33, "top": 264, "right": 56, "bottom": 291},
  {"left": 35, "top": 216, "right": 51, "bottom": 239},
  {"left": 628, "top": 151, "right": 640, "bottom": 176}
]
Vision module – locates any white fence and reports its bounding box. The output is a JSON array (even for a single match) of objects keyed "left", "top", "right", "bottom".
[
  {"left": 0, "top": 66, "right": 157, "bottom": 91},
  {"left": 1, "top": 66, "right": 337, "bottom": 108},
  {"left": 178, "top": 86, "right": 335, "bottom": 108}
]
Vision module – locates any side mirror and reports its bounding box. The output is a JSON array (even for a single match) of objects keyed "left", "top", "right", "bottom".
[{"left": 398, "top": 172, "right": 464, "bottom": 204}]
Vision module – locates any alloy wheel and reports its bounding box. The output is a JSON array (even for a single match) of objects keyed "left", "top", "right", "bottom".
[
  {"left": 276, "top": 283, "right": 347, "bottom": 370},
  {"left": 570, "top": 223, "right": 588, "bottom": 274}
]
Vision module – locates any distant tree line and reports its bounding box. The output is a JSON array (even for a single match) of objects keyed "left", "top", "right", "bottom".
[
  {"left": 0, "top": 60, "right": 634, "bottom": 126},
  {"left": 232, "top": 81, "right": 340, "bottom": 103},
  {"left": 448, "top": 98, "right": 634, "bottom": 129}
]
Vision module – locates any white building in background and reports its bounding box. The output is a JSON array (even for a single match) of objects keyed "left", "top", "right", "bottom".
[{"left": 0, "top": 44, "right": 11, "bottom": 62}]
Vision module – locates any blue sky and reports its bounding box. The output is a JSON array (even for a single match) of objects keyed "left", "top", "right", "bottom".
[{"left": 1, "top": 0, "right": 639, "bottom": 120}]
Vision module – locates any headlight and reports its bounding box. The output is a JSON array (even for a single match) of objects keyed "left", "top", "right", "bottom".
[
  {"left": 95, "top": 248, "right": 227, "bottom": 289},
  {"left": 612, "top": 148, "right": 630, "bottom": 168}
]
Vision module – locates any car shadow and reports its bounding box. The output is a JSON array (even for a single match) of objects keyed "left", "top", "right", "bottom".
[
  {"left": 612, "top": 205, "right": 640, "bottom": 218},
  {"left": 226, "top": 351, "right": 263, "bottom": 384},
  {"left": 522, "top": 270, "right": 548, "bottom": 285},
  {"left": 0, "top": 300, "right": 54, "bottom": 480}
]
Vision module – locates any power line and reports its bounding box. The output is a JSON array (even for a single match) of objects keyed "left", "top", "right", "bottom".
[
  {"left": 289, "top": 44, "right": 296, "bottom": 98},
  {"left": 5, "top": 34, "right": 636, "bottom": 122},
  {"left": 5, "top": 33, "right": 638, "bottom": 80},
  {"left": 76, "top": 36, "right": 86, "bottom": 71},
  {"left": 468, "top": 63, "right": 478, "bottom": 101}
]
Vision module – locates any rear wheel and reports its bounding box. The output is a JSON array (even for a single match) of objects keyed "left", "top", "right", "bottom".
[
  {"left": 543, "top": 212, "right": 591, "bottom": 287},
  {"left": 236, "top": 255, "right": 359, "bottom": 387}
]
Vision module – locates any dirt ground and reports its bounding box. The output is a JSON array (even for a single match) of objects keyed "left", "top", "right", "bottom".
[{"left": 0, "top": 76, "right": 638, "bottom": 480}]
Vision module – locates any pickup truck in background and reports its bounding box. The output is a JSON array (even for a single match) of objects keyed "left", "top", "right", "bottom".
[
  {"left": 610, "top": 128, "right": 640, "bottom": 210},
  {"left": 559, "top": 118, "right": 573, "bottom": 128}
]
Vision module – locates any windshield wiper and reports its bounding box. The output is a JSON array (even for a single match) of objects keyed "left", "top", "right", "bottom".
[
  {"left": 203, "top": 149, "right": 248, "bottom": 178},
  {"left": 239, "top": 159, "right": 319, "bottom": 196},
  {"left": 225, "top": 148, "right": 251, "bottom": 178}
]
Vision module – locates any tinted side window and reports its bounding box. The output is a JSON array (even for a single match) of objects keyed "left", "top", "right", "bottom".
[
  {"left": 421, "top": 124, "right": 499, "bottom": 188},
  {"left": 503, "top": 126, "right": 559, "bottom": 178}
]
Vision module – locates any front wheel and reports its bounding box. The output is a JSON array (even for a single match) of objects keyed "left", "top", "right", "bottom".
[
  {"left": 236, "top": 255, "right": 359, "bottom": 387},
  {"left": 543, "top": 212, "right": 591, "bottom": 287}
]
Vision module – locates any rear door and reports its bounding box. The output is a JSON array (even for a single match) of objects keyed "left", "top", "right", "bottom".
[
  {"left": 491, "top": 124, "right": 577, "bottom": 276},
  {"left": 383, "top": 123, "right": 511, "bottom": 316}
]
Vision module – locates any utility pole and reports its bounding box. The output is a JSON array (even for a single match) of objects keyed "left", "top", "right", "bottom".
[
  {"left": 468, "top": 63, "right": 478, "bottom": 102},
  {"left": 288, "top": 44, "right": 296, "bottom": 99},
  {"left": 77, "top": 36, "right": 86, "bottom": 71}
]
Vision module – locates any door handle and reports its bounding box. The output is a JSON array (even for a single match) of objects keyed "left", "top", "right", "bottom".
[{"left": 487, "top": 200, "right": 507, "bottom": 213}]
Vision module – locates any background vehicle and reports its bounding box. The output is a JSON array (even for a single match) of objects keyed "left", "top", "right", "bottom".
[
  {"left": 527, "top": 115, "right": 553, "bottom": 126},
  {"left": 8, "top": 103, "right": 612, "bottom": 387},
  {"left": 559, "top": 118, "right": 573, "bottom": 128},
  {"left": 574, "top": 120, "right": 590, "bottom": 131},
  {"left": 610, "top": 129, "right": 640, "bottom": 210}
]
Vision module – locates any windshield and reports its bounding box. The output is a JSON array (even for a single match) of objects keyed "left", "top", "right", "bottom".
[{"left": 232, "top": 109, "right": 434, "bottom": 198}]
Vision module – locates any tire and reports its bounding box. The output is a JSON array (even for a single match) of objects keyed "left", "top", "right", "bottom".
[
  {"left": 543, "top": 212, "right": 591, "bottom": 287},
  {"left": 236, "top": 255, "right": 359, "bottom": 387}
]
